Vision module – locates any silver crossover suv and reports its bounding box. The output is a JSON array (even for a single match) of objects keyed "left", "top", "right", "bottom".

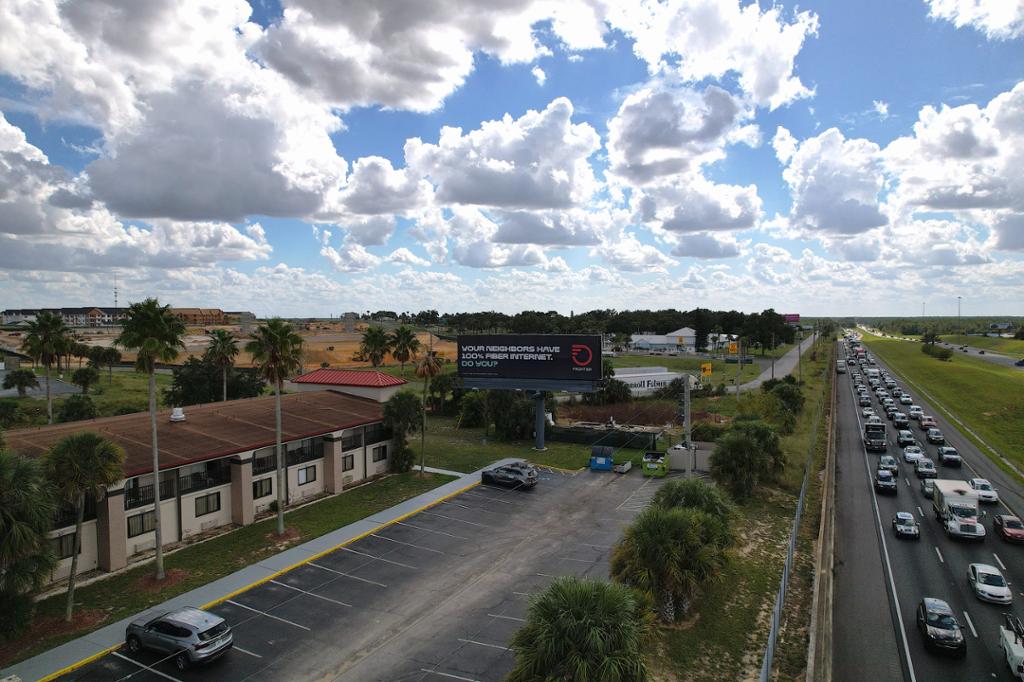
[{"left": 126, "top": 607, "right": 232, "bottom": 670}]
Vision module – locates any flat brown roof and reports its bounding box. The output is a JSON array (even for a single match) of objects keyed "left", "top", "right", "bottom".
[{"left": 5, "top": 390, "right": 383, "bottom": 478}]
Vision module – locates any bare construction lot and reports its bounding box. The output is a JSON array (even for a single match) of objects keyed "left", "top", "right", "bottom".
[{"left": 58, "top": 467, "right": 668, "bottom": 682}]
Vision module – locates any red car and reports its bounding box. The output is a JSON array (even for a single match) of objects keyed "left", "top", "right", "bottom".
[
  {"left": 919, "top": 415, "right": 937, "bottom": 430},
  {"left": 994, "top": 515, "right": 1024, "bottom": 543}
]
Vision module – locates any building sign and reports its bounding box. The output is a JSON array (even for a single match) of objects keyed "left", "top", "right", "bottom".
[
  {"left": 783, "top": 313, "right": 801, "bottom": 323},
  {"left": 614, "top": 367, "right": 685, "bottom": 397},
  {"left": 701, "top": 362, "right": 713, "bottom": 377},
  {"left": 457, "top": 335, "right": 602, "bottom": 382}
]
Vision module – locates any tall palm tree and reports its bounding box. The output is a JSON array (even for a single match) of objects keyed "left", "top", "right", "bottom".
[
  {"left": 414, "top": 351, "right": 443, "bottom": 474},
  {"left": 22, "top": 312, "right": 72, "bottom": 424},
  {"left": 508, "top": 575, "right": 651, "bottom": 682},
  {"left": 359, "top": 326, "right": 392, "bottom": 368},
  {"left": 102, "top": 347, "right": 122, "bottom": 383},
  {"left": 204, "top": 330, "right": 239, "bottom": 402},
  {"left": 388, "top": 326, "right": 420, "bottom": 376},
  {"left": 0, "top": 449, "right": 57, "bottom": 636},
  {"left": 45, "top": 432, "right": 125, "bottom": 621},
  {"left": 610, "top": 505, "right": 728, "bottom": 623},
  {"left": 2, "top": 369, "right": 39, "bottom": 398},
  {"left": 115, "top": 298, "right": 185, "bottom": 581},
  {"left": 245, "top": 319, "right": 304, "bottom": 536}
]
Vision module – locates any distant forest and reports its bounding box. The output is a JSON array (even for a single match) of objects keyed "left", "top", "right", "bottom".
[{"left": 832, "top": 316, "right": 1023, "bottom": 337}]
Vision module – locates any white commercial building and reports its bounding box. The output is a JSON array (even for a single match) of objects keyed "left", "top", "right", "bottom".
[
  {"left": 630, "top": 327, "right": 697, "bottom": 353},
  {"left": 613, "top": 366, "right": 697, "bottom": 396}
]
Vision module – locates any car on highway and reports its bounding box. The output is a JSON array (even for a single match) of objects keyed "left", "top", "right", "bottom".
[
  {"left": 875, "top": 469, "right": 897, "bottom": 494},
  {"left": 916, "top": 598, "right": 966, "bottom": 657},
  {"left": 921, "top": 478, "right": 936, "bottom": 498},
  {"left": 902, "top": 445, "right": 925, "bottom": 463},
  {"left": 909, "top": 405, "right": 924, "bottom": 419},
  {"left": 919, "top": 415, "right": 938, "bottom": 430},
  {"left": 897, "top": 429, "right": 917, "bottom": 447},
  {"left": 892, "top": 512, "right": 920, "bottom": 539},
  {"left": 937, "top": 446, "right": 961, "bottom": 467},
  {"left": 859, "top": 395, "right": 872, "bottom": 407},
  {"left": 481, "top": 463, "right": 538, "bottom": 489},
  {"left": 125, "top": 607, "right": 233, "bottom": 670},
  {"left": 967, "top": 563, "right": 1012, "bottom": 604},
  {"left": 900, "top": 394, "right": 913, "bottom": 405},
  {"left": 915, "top": 458, "right": 937, "bottom": 479},
  {"left": 879, "top": 455, "right": 899, "bottom": 477},
  {"left": 893, "top": 412, "right": 909, "bottom": 428},
  {"left": 969, "top": 478, "right": 999, "bottom": 503},
  {"left": 861, "top": 407, "right": 876, "bottom": 418},
  {"left": 847, "top": 357, "right": 856, "bottom": 365},
  {"left": 885, "top": 404, "right": 899, "bottom": 419},
  {"left": 1015, "top": 358, "right": 1024, "bottom": 367},
  {"left": 926, "top": 428, "right": 945, "bottom": 445},
  {"left": 867, "top": 415, "right": 883, "bottom": 426},
  {"left": 994, "top": 515, "right": 1024, "bottom": 543}
]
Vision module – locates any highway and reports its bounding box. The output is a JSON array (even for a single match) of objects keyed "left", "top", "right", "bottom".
[
  {"left": 832, "top": 337, "right": 1024, "bottom": 682},
  {"left": 940, "top": 342, "right": 1024, "bottom": 370}
]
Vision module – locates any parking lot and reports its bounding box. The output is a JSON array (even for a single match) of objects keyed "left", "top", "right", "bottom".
[{"left": 58, "top": 465, "right": 668, "bottom": 682}]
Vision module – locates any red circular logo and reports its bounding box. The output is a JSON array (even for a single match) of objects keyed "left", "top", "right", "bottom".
[{"left": 571, "top": 344, "right": 594, "bottom": 367}]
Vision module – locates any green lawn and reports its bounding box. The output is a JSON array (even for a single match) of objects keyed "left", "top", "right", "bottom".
[
  {"left": 860, "top": 331, "right": 1024, "bottom": 472},
  {"left": 611, "top": 354, "right": 763, "bottom": 386},
  {"left": 0, "top": 471, "right": 454, "bottom": 668},
  {"left": 941, "top": 334, "right": 1024, "bottom": 357}
]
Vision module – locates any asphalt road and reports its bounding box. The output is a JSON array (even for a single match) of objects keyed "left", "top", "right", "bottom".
[
  {"left": 940, "top": 342, "right": 1024, "bottom": 370},
  {"left": 832, "top": 339, "right": 1024, "bottom": 682},
  {"left": 57, "top": 466, "right": 670, "bottom": 682},
  {"left": 0, "top": 370, "right": 77, "bottom": 399}
]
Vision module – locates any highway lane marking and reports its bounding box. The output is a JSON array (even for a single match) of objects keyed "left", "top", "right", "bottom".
[
  {"left": 420, "top": 669, "right": 480, "bottom": 681},
  {"left": 111, "top": 652, "right": 183, "bottom": 682},
  {"left": 934, "top": 546, "right": 945, "bottom": 563},
  {"left": 458, "top": 638, "right": 510, "bottom": 651},
  {"left": 905, "top": 477, "right": 910, "bottom": 487},
  {"left": 994, "top": 553, "right": 1007, "bottom": 571},
  {"left": 917, "top": 506, "right": 925, "bottom": 518},
  {"left": 307, "top": 562, "right": 387, "bottom": 587},
  {"left": 270, "top": 579, "right": 352, "bottom": 607},
  {"left": 226, "top": 599, "right": 311, "bottom": 631},
  {"left": 488, "top": 613, "right": 527, "bottom": 622},
  {"left": 233, "top": 646, "right": 262, "bottom": 658},
  {"left": 963, "top": 611, "right": 978, "bottom": 638},
  {"left": 338, "top": 546, "right": 419, "bottom": 569}
]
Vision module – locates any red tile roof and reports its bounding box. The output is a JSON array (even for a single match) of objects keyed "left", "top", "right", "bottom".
[{"left": 293, "top": 368, "right": 408, "bottom": 388}]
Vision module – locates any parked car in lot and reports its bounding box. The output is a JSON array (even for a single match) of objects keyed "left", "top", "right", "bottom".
[
  {"left": 481, "top": 463, "right": 538, "bottom": 489},
  {"left": 919, "top": 416, "right": 938, "bottom": 430},
  {"left": 900, "top": 394, "right": 913, "bottom": 405},
  {"left": 915, "top": 458, "right": 937, "bottom": 479},
  {"left": 909, "top": 405, "right": 924, "bottom": 419},
  {"left": 921, "top": 478, "right": 936, "bottom": 498},
  {"left": 968, "top": 563, "right": 1012, "bottom": 604},
  {"left": 879, "top": 455, "right": 900, "bottom": 477},
  {"left": 893, "top": 413, "right": 910, "bottom": 428},
  {"left": 875, "top": 469, "right": 898, "bottom": 494},
  {"left": 903, "top": 444, "right": 924, "bottom": 463},
  {"left": 916, "top": 598, "right": 966, "bottom": 657},
  {"left": 969, "top": 478, "right": 999, "bottom": 503},
  {"left": 994, "top": 515, "right": 1024, "bottom": 543},
  {"left": 897, "top": 430, "right": 917, "bottom": 447},
  {"left": 126, "top": 608, "right": 232, "bottom": 670},
  {"left": 926, "top": 428, "right": 945, "bottom": 444},
  {"left": 893, "top": 512, "right": 920, "bottom": 539},
  {"left": 937, "top": 446, "right": 961, "bottom": 467}
]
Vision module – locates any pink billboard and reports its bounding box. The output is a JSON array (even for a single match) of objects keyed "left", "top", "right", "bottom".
[{"left": 783, "top": 313, "right": 800, "bottom": 323}]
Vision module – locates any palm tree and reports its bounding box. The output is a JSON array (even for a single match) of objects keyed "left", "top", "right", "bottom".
[
  {"left": 204, "top": 330, "right": 239, "bottom": 402},
  {"left": 414, "top": 351, "right": 443, "bottom": 474},
  {"left": 2, "top": 369, "right": 39, "bottom": 398},
  {"left": 245, "top": 319, "right": 304, "bottom": 536},
  {"left": 73, "top": 342, "right": 90, "bottom": 369},
  {"left": 709, "top": 430, "right": 764, "bottom": 501},
  {"left": 359, "top": 326, "right": 392, "bottom": 368},
  {"left": 388, "top": 326, "right": 421, "bottom": 376},
  {"left": 71, "top": 367, "right": 100, "bottom": 395},
  {"left": 651, "top": 478, "right": 735, "bottom": 534},
  {"left": 45, "top": 432, "right": 125, "bottom": 621},
  {"left": 0, "top": 449, "right": 57, "bottom": 638},
  {"left": 115, "top": 298, "right": 185, "bottom": 581},
  {"left": 102, "top": 347, "right": 122, "bottom": 383},
  {"left": 611, "top": 505, "right": 728, "bottom": 623},
  {"left": 508, "top": 575, "right": 651, "bottom": 682},
  {"left": 21, "top": 312, "right": 72, "bottom": 424}
]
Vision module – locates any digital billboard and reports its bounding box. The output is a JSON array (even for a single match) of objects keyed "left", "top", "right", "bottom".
[{"left": 457, "top": 335, "right": 603, "bottom": 382}]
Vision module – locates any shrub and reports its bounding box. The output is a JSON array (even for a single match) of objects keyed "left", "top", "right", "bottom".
[
  {"left": 458, "top": 390, "right": 488, "bottom": 428},
  {"left": 710, "top": 430, "right": 766, "bottom": 500},
  {"left": 770, "top": 382, "right": 805, "bottom": 415},
  {"left": 0, "top": 589, "right": 36, "bottom": 642},
  {"left": 58, "top": 394, "right": 97, "bottom": 422},
  {"left": 691, "top": 421, "right": 728, "bottom": 442}
]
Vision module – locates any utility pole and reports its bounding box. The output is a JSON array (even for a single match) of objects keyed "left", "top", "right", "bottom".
[
  {"left": 770, "top": 332, "right": 775, "bottom": 380},
  {"left": 958, "top": 296, "right": 963, "bottom": 342},
  {"left": 735, "top": 337, "right": 742, "bottom": 403},
  {"left": 798, "top": 332, "right": 803, "bottom": 383}
]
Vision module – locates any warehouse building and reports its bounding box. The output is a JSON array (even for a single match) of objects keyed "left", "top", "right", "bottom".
[
  {"left": 4, "top": 390, "right": 393, "bottom": 584},
  {"left": 630, "top": 327, "right": 697, "bottom": 353}
]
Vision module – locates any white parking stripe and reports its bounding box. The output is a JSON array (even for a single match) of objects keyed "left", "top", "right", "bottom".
[
  {"left": 458, "top": 638, "right": 510, "bottom": 651},
  {"left": 512, "top": 591, "right": 533, "bottom": 597},
  {"left": 307, "top": 562, "right": 386, "bottom": 587},
  {"left": 270, "top": 579, "right": 351, "bottom": 607},
  {"left": 578, "top": 542, "right": 613, "bottom": 549},
  {"left": 994, "top": 553, "right": 1007, "bottom": 571},
  {"left": 442, "top": 500, "right": 504, "bottom": 515},
  {"left": 420, "top": 669, "right": 480, "bottom": 681},
  {"left": 462, "top": 491, "right": 527, "bottom": 507},
  {"left": 111, "top": 652, "right": 183, "bottom": 682},
  {"left": 395, "top": 520, "right": 468, "bottom": 540},
  {"left": 963, "top": 610, "right": 978, "bottom": 638},
  {"left": 934, "top": 546, "right": 944, "bottom": 563},
  {"left": 420, "top": 510, "right": 494, "bottom": 528},
  {"left": 338, "top": 546, "right": 418, "bottom": 570},
  {"left": 369, "top": 533, "right": 444, "bottom": 554},
  {"left": 232, "top": 646, "right": 262, "bottom": 659},
  {"left": 226, "top": 600, "right": 311, "bottom": 631},
  {"left": 488, "top": 613, "right": 526, "bottom": 622},
  {"left": 559, "top": 557, "right": 593, "bottom": 563}
]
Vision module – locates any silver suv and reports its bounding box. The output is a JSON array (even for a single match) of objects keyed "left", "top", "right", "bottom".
[
  {"left": 482, "top": 462, "right": 538, "bottom": 489},
  {"left": 126, "top": 607, "right": 232, "bottom": 670}
]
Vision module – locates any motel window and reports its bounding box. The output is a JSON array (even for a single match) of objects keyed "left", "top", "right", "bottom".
[
  {"left": 195, "top": 492, "right": 221, "bottom": 518},
  {"left": 252, "top": 447, "right": 277, "bottom": 475},
  {"left": 341, "top": 431, "right": 362, "bottom": 451},
  {"left": 286, "top": 437, "right": 324, "bottom": 467},
  {"left": 298, "top": 465, "right": 316, "bottom": 485},
  {"left": 127, "top": 510, "right": 156, "bottom": 538},
  {"left": 51, "top": 533, "right": 79, "bottom": 560},
  {"left": 364, "top": 423, "right": 392, "bottom": 446},
  {"left": 372, "top": 445, "right": 388, "bottom": 463},
  {"left": 252, "top": 478, "right": 273, "bottom": 500},
  {"left": 342, "top": 454, "right": 354, "bottom": 472},
  {"left": 178, "top": 459, "right": 231, "bottom": 495}
]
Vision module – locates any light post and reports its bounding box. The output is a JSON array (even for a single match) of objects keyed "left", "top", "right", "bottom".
[{"left": 957, "top": 296, "right": 962, "bottom": 342}]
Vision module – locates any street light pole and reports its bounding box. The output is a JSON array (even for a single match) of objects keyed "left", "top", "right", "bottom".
[{"left": 958, "top": 296, "right": 962, "bottom": 342}]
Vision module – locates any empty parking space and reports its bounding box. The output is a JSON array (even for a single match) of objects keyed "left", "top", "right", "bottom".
[{"left": 58, "top": 467, "right": 665, "bottom": 681}]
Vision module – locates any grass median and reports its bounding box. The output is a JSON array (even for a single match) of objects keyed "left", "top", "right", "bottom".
[
  {"left": 860, "top": 330, "right": 1024, "bottom": 473},
  {"left": 0, "top": 470, "right": 454, "bottom": 668}
]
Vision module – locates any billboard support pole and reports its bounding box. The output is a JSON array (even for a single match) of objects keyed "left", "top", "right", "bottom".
[{"left": 533, "top": 391, "right": 547, "bottom": 451}]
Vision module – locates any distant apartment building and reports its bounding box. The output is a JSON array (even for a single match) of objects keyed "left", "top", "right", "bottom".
[
  {"left": 225, "top": 311, "right": 257, "bottom": 327},
  {"left": 4, "top": 390, "right": 393, "bottom": 584},
  {"left": 172, "top": 308, "right": 226, "bottom": 325},
  {"left": 2, "top": 307, "right": 128, "bottom": 327}
]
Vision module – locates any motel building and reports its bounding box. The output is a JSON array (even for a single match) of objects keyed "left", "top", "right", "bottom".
[{"left": 4, "top": 389, "right": 395, "bottom": 585}]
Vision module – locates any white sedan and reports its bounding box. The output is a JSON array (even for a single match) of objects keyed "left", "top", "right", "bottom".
[
  {"left": 970, "top": 478, "right": 999, "bottom": 503},
  {"left": 862, "top": 407, "right": 876, "bottom": 418},
  {"left": 902, "top": 445, "right": 925, "bottom": 464},
  {"left": 968, "top": 563, "right": 1012, "bottom": 604},
  {"left": 899, "top": 394, "right": 913, "bottom": 405}
]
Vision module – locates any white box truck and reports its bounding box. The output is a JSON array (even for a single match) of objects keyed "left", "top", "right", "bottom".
[{"left": 932, "top": 479, "right": 986, "bottom": 540}]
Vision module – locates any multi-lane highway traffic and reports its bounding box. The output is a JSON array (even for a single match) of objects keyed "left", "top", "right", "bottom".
[{"left": 833, "top": 335, "right": 1024, "bottom": 682}]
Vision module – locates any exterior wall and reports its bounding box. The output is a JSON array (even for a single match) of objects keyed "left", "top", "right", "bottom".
[
  {"left": 48, "top": 520, "right": 99, "bottom": 583},
  {"left": 179, "top": 483, "right": 233, "bottom": 539},
  {"left": 323, "top": 439, "right": 343, "bottom": 494},
  {"left": 252, "top": 472, "right": 278, "bottom": 516},
  {"left": 125, "top": 497, "right": 178, "bottom": 558},
  {"left": 367, "top": 440, "right": 393, "bottom": 478},
  {"left": 287, "top": 459, "right": 325, "bottom": 503},
  {"left": 230, "top": 455, "right": 254, "bottom": 526},
  {"left": 97, "top": 487, "right": 127, "bottom": 572}
]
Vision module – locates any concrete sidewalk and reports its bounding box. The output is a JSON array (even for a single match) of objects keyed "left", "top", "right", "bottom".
[{"left": 2, "top": 462, "right": 515, "bottom": 682}]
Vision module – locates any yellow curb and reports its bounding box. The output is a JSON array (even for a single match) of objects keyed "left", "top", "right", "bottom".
[{"left": 39, "top": 478, "right": 480, "bottom": 680}]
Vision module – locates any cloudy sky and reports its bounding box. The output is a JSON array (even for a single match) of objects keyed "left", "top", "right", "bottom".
[{"left": 1, "top": 0, "right": 1022, "bottom": 317}]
